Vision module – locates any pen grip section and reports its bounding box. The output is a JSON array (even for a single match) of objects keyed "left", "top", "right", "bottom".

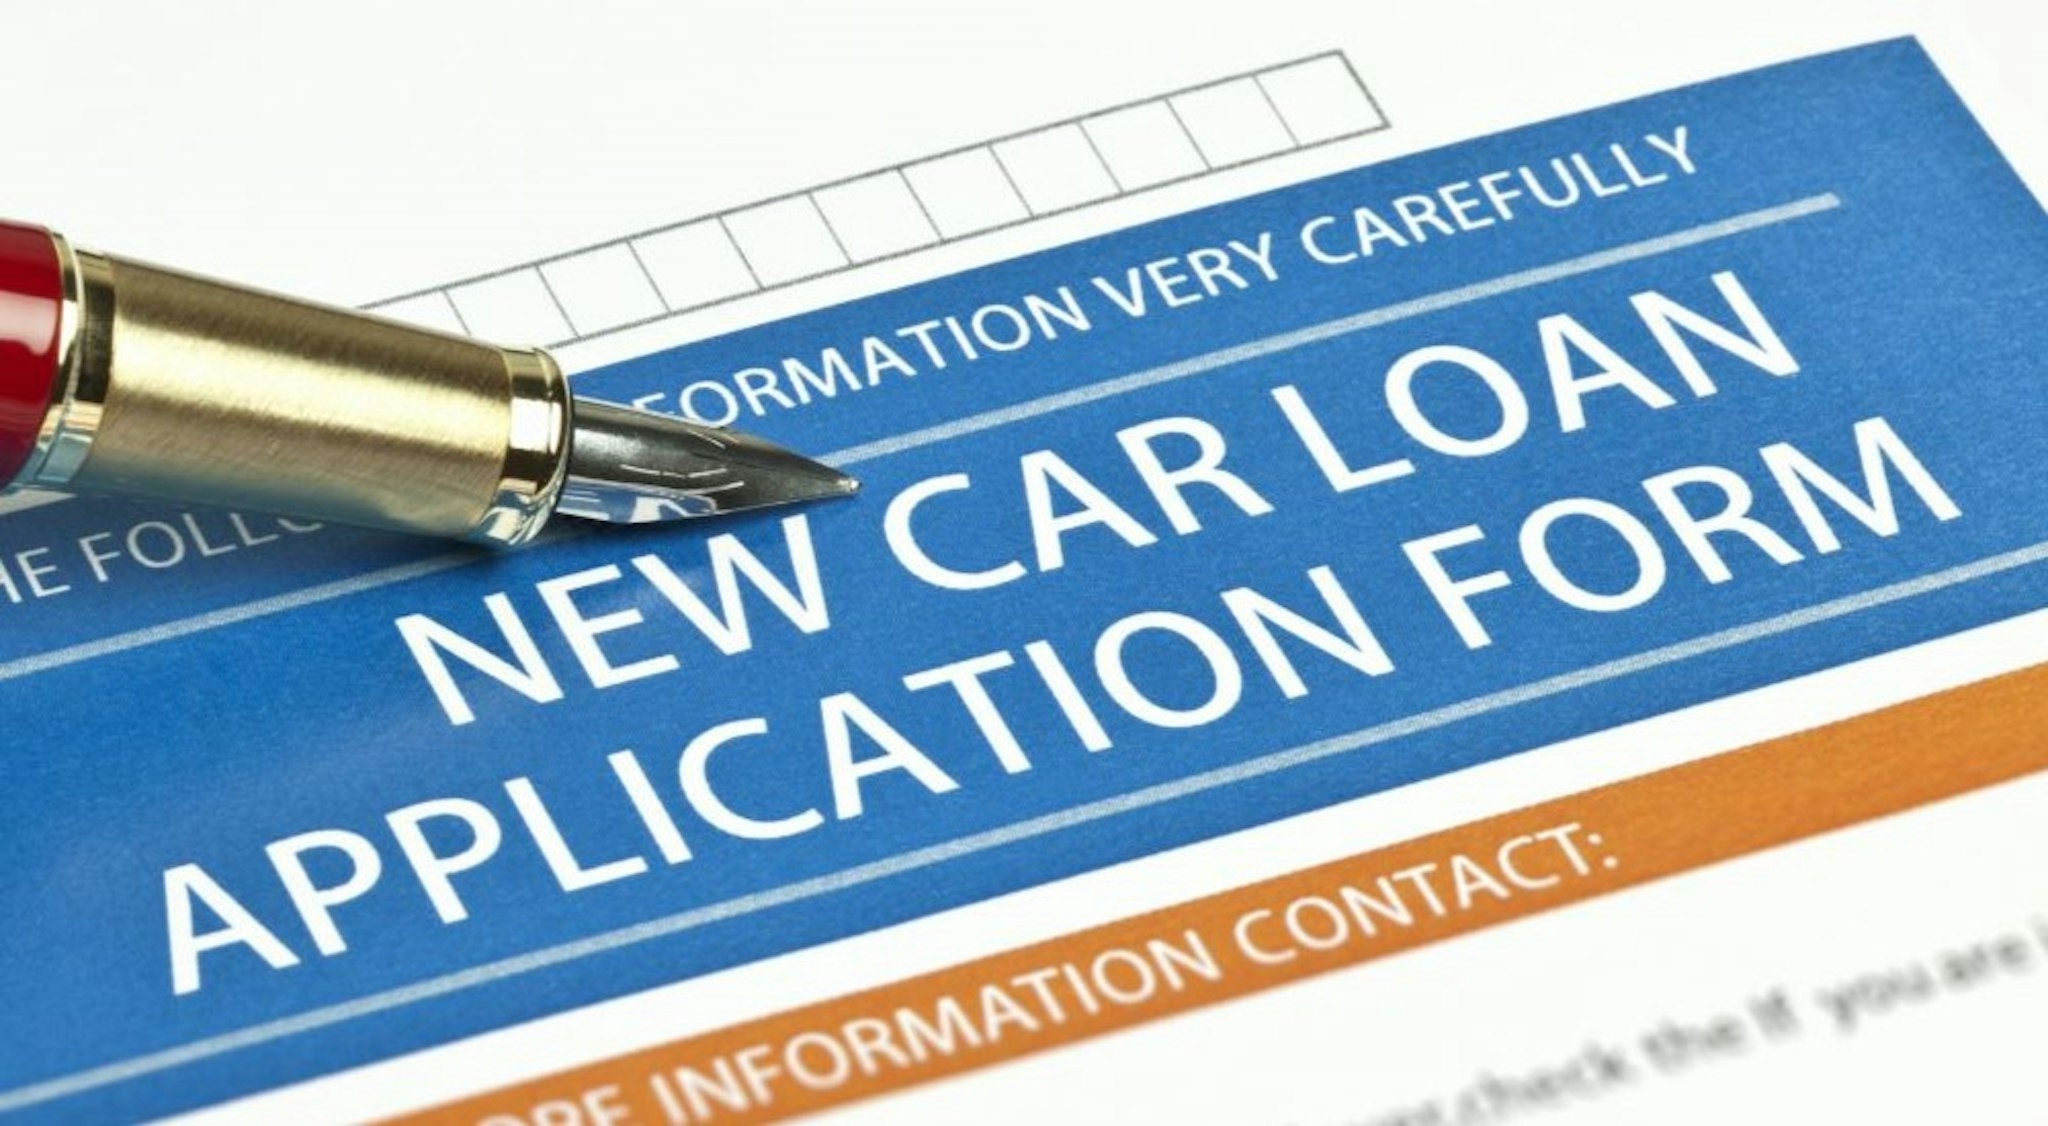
[{"left": 56, "top": 253, "right": 570, "bottom": 544}]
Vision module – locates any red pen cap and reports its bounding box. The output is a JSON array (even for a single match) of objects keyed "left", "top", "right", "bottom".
[{"left": 0, "top": 220, "right": 63, "bottom": 486}]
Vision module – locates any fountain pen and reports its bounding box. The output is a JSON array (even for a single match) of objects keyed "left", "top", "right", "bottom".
[{"left": 0, "top": 220, "right": 857, "bottom": 547}]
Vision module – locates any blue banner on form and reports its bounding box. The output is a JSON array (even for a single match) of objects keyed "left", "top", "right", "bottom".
[{"left": 1, "top": 40, "right": 2043, "bottom": 1122}]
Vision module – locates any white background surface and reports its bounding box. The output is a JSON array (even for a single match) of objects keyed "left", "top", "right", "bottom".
[{"left": 9, "top": 2, "right": 2045, "bottom": 347}]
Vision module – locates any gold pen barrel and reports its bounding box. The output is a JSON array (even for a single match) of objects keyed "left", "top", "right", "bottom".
[{"left": 25, "top": 237, "right": 571, "bottom": 546}]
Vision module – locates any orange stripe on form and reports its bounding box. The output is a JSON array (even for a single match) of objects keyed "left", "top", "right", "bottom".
[{"left": 396, "top": 661, "right": 2048, "bottom": 1125}]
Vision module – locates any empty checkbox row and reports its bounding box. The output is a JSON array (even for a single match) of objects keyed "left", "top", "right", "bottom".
[{"left": 366, "top": 53, "right": 1383, "bottom": 346}]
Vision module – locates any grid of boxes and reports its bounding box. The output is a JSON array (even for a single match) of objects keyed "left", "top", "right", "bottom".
[{"left": 364, "top": 52, "right": 1385, "bottom": 348}]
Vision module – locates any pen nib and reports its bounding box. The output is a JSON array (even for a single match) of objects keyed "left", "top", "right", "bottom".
[{"left": 554, "top": 398, "right": 858, "bottom": 525}]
